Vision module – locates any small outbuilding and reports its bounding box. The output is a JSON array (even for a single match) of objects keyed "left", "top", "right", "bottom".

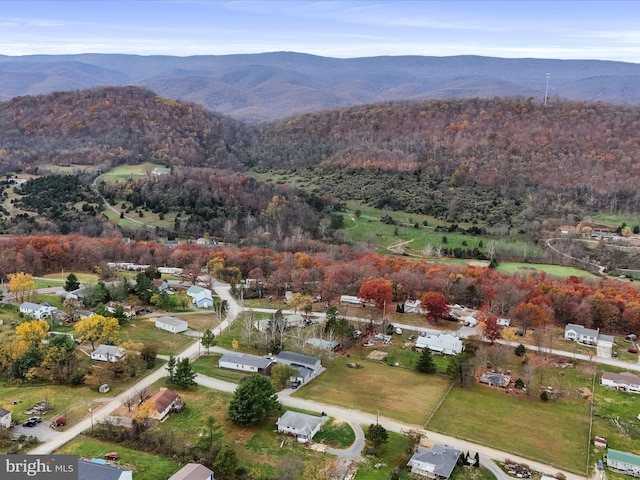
[{"left": 155, "top": 316, "right": 189, "bottom": 333}]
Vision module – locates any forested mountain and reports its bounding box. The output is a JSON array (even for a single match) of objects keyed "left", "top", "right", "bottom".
[
  {"left": 1, "top": 53, "right": 640, "bottom": 121},
  {"left": 1, "top": 86, "right": 640, "bottom": 254},
  {"left": 252, "top": 98, "right": 640, "bottom": 228}
]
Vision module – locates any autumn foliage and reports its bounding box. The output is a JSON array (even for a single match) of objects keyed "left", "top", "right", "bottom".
[{"left": 357, "top": 278, "right": 393, "bottom": 309}]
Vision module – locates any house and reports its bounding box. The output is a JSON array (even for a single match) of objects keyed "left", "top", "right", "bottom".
[
  {"left": 78, "top": 459, "right": 133, "bottom": 480},
  {"left": 158, "top": 267, "right": 184, "bottom": 275},
  {"left": 91, "top": 345, "right": 126, "bottom": 362},
  {"left": 153, "top": 279, "right": 171, "bottom": 292},
  {"left": 607, "top": 448, "right": 640, "bottom": 476},
  {"left": 404, "top": 299, "right": 425, "bottom": 314},
  {"left": 254, "top": 314, "right": 305, "bottom": 333},
  {"left": 415, "top": 333, "right": 464, "bottom": 355},
  {"left": 186, "top": 286, "right": 214, "bottom": 308},
  {"left": 218, "top": 353, "right": 274, "bottom": 375},
  {"left": 496, "top": 318, "right": 511, "bottom": 327},
  {"left": 340, "top": 295, "right": 373, "bottom": 306},
  {"left": 407, "top": 443, "right": 462, "bottom": 479},
  {"left": 305, "top": 338, "right": 340, "bottom": 351},
  {"left": 147, "top": 388, "right": 183, "bottom": 421},
  {"left": 155, "top": 316, "right": 189, "bottom": 333},
  {"left": 0, "top": 407, "right": 11, "bottom": 428},
  {"left": 168, "top": 463, "right": 214, "bottom": 480},
  {"left": 564, "top": 323, "right": 599, "bottom": 345},
  {"left": 601, "top": 371, "right": 640, "bottom": 393},
  {"left": 276, "top": 351, "right": 323, "bottom": 384},
  {"left": 105, "top": 301, "right": 137, "bottom": 318},
  {"left": 19, "top": 302, "right": 58, "bottom": 319},
  {"left": 276, "top": 410, "right": 324, "bottom": 443}
]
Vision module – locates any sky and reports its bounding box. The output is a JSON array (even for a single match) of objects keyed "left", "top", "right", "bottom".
[{"left": 0, "top": 1, "right": 639, "bottom": 63}]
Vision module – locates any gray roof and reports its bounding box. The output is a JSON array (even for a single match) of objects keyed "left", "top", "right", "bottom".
[
  {"left": 92, "top": 345, "right": 124, "bottom": 357},
  {"left": 277, "top": 410, "right": 323, "bottom": 436},
  {"left": 78, "top": 459, "right": 131, "bottom": 480},
  {"left": 408, "top": 444, "right": 462, "bottom": 479},
  {"left": 599, "top": 334, "right": 614, "bottom": 343},
  {"left": 0, "top": 407, "right": 10, "bottom": 416},
  {"left": 168, "top": 463, "right": 214, "bottom": 480},
  {"left": 276, "top": 351, "right": 320, "bottom": 368},
  {"left": 156, "top": 316, "right": 188, "bottom": 327},
  {"left": 220, "top": 352, "right": 274, "bottom": 369},
  {"left": 565, "top": 323, "right": 598, "bottom": 338},
  {"left": 20, "top": 301, "right": 43, "bottom": 310},
  {"left": 602, "top": 371, "right": 640, "bottom": 385}
]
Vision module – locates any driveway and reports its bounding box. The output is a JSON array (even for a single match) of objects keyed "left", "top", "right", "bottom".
[
  {"left": 324, "top": 421, "right": 365, "bottom": 461},
  {"left": 13, "top": 421, "right": 62, "bottom": 443}
]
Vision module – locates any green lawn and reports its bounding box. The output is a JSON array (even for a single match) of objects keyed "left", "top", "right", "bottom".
[
  {"left": 119, "top": 318, "right": 195, "bottom": 355},
  {"left": 98, "top": 163, "right": 165, "bottom": 184},
  {"left": 495, "top": 262, "right": 599, "bottom": 279},
  {"left": 294, "top": 355, "right": 452, "bottom": 425},
  {"left": 56, "top": 436, "right": 182, "bottom": 480},
  {"left": 427, "top": 383, "right": 591, "bottom": 474},
  {"left": 192, "top": 355, "right": 251, "bottom": 384}
]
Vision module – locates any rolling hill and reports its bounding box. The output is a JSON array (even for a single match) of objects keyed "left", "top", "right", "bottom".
[{"left": 1, "top": 52, "right": 640, "bottom": 121}]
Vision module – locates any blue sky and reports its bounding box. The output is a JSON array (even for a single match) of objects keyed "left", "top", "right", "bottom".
[{"left": 0, "top": 1, "right": 639, "bottom": 62}]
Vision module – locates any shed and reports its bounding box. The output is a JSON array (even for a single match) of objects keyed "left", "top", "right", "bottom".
[{"left": 155, "top": 316, "right": 189, "bottom": 333}]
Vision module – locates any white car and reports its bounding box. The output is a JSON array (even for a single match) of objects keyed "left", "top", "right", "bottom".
[{"left": 395, "top": 328, "right": 403, "bottom": 335}]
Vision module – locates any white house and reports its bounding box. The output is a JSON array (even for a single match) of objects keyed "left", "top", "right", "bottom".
[
  {"left": 415, "top": 333, "right": 464, "bottom": 355},
  {"left": 186, "top": 286, "right": 214, "bottom": 308},
  {"left": 496, "top": 318, "right": 511, "bottom": 327},
  {"left": 78, "top": 459, "right": 132, "bottom": 480},
  {"left": 155, "top": 316, "right": 189, "bottom": 333},
  {"left": 19, "top": 302, "right": 57, "bottom": 319},
  {"left": 340, "top": 295, "right": 371, "bottom": 306},
  {"left": 168, "top": 464, "right": 214, "bottom": 480},
  {"left": 219, "top": 353, "right": 274, "bottom": 375},
  {"left": 407, "top": 444, "right": 462, "bottom": 479},
  {"left": 601, "top": 371, "right": 640, "bottom": 393},
  {"left": 0, "top": 407, "right": 11, "bottom": 428},
  {"left": 404, "top": 300, "right": 425, "bottom": 314},
  {"left": 158, "top": 266, "right": 184, "bottom": 275},
  {"left": 564, "top": 323, "right": 599, "bottom": 345},
  {"left": 91, "top": 345, "right": 126, "bottom": 363},
  {"left": 276, "top": 410, "right": 324, "bottom": 443}
]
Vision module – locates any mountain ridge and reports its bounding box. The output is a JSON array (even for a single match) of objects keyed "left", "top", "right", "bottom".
[{"left": 1, "top": 52, "right": 639, "bottom": 121}]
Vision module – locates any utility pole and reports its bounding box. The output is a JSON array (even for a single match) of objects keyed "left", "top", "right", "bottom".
[{"left": 544, "top": 73, "right": 551, "bottom": 106}]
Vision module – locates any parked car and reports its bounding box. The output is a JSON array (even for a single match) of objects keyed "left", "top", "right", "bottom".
[
  {"left": 290, "top": 381, "right": 301, "bottom": 389},
  {"left": 104, "top": 452, "right": 120, "bottom": 460},
  {"left": 612, "top": 351, "right": 618, "bottom": 357},
  {"left": 395, "top": 327, "right": 403, "bottom": 335},
  {"left": 597, "top": 460, "right": 604, "bottom": 470},
  {"left": 625, "top": 334, "right": 637, "bottom": 341},
  {"left": 629, "top": 348, "right": 639, "bottom": 354},
  {"left": 22, "top": 420, "right": 36, "bottom": 427},
  {"left": 28, "top": 416, "right": 42, "bottom": 424}
]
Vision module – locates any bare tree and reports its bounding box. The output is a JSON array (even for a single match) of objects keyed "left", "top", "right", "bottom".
[
  {"left": 134, "top": 387, "right": 148, "bottom": 406},
  {"left": 121, "top": 393, "right": 136, "bottom": 412}
]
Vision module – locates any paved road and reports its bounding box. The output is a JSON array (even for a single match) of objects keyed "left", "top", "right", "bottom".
[
  {"left": 29, "top": 282, "right": 240, "bottom": 455},
  {"left": 27, "top": 279, "right": 607, "bottom": 478}
]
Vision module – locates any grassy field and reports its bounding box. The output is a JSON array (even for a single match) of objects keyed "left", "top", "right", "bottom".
[
  {"left": 427, "top": 382, "right": 591, "bottom": 474},
  {"left": 41, "top": 272, "right": 100, "bottom": 283},
  {"left": 120, "top": 318, "right": 195, "bottom": 356},
  {"left": 293, "top": 354, "right": 452, "bottom": 425},
  {"left": 192, "top": 355, "right": 252, "bottom": 384},
  {"left": 495, "top": 262, "right": 599, "bottom": 279},
  {"left": 98, "top": 163, "right": 165, "bottom": 184}
]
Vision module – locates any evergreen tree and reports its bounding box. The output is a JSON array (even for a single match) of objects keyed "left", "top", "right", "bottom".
[
  {"left": 201, "top": 329, "right": 217, "bottom": 354},
  {"left": 514, "top": 343, "right": 527, "bottom": 357},
  {"left": 365, "top": 423, "right": 389, "bottom": 449},
  {"left": 172, "top": 357, "right": 196, "bottom": 387},
  {"left": 64, "top": 273, "right": 80, "bottom": 292},
  {"left": 228, "top": 374, "right": 279, "bottom": 425},
  {"left": 165, "top": 355, "right": 177, "bottom": 384},
  {"left": 416, "top": 347, "right": 437, "bottom": 374}
]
